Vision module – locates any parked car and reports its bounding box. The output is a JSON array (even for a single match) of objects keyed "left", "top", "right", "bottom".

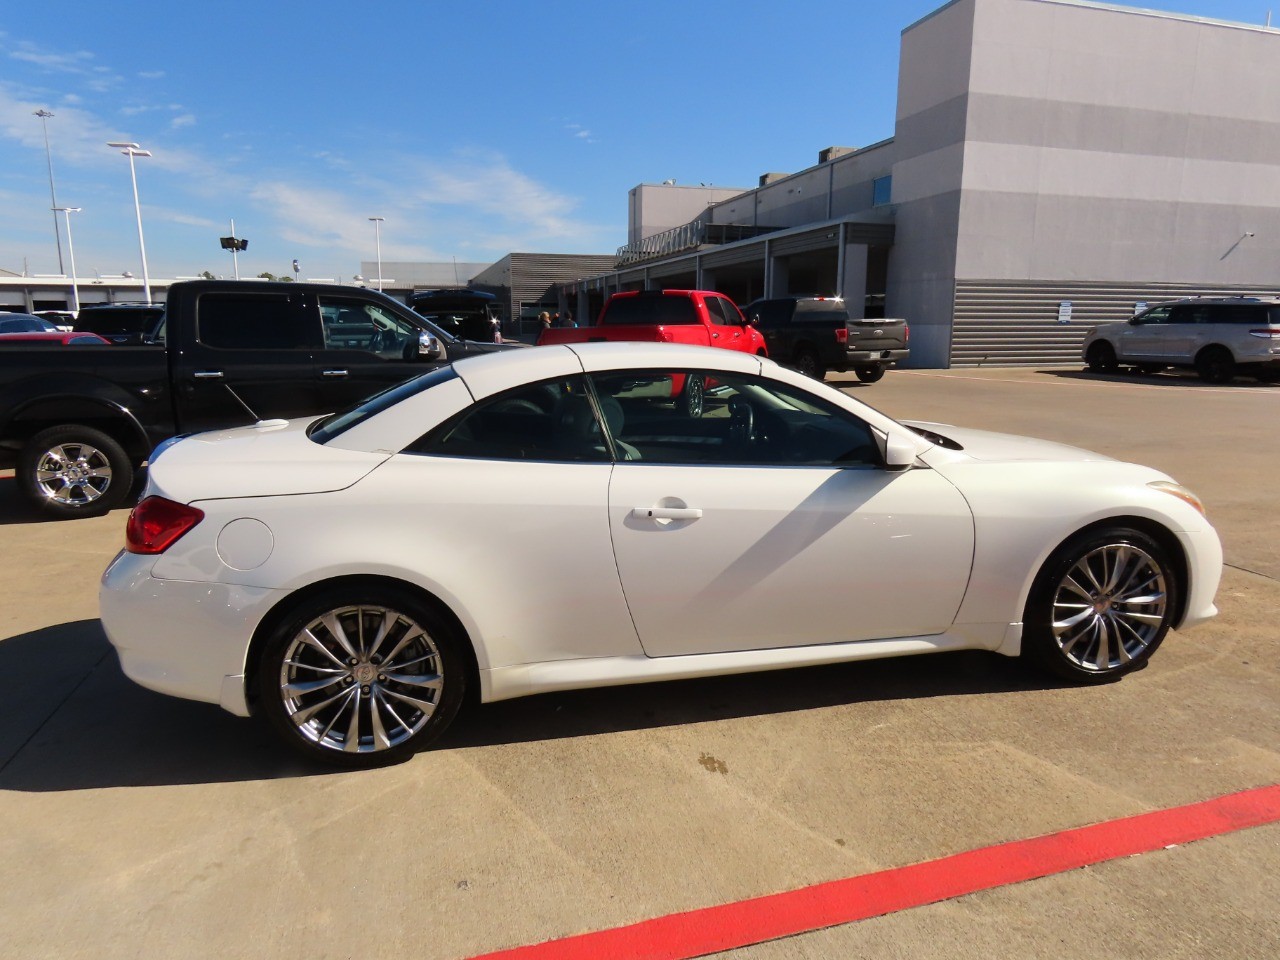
[
  {"left": 538, "top": 289, "right": 768, "bottom": 357},
  {"left": 1083, "top": 297, "right": 1280, "bottom": 383},
  {"left": 0, "top": 280, "right": 521, "bottom": 519},
  {"left": 0, "top": 331, "right": 112, "bottom": 345},
  {"left": 100, "top": 342, "right": 1222, "bottom": 768},
  {"left": 71, "top": 303, "right": 165, "bottom": 345},
  {"left": 741, "top": 296, "right": 910, "bottom": 382},
  {"left": 0, "top": 313, "right": 59, "bottom": 334},
  {"left": 409, "top": 289, "right": 502, "bottom": 343},
  {"left": 34, "top": 310, "right": 77, "bottom": 331}
]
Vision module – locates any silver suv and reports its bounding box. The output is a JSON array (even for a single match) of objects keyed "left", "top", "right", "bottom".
[{"left": 1082, "top": 297, "right": 1280, "bottom": 384}]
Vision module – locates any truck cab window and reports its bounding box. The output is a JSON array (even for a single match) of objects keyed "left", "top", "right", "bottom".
[
  {"left": 319, "top": 297, "right": 421, "bottom": 360},
  {"left": 197, "top": 293, "right": 313, "bottom": 350}
]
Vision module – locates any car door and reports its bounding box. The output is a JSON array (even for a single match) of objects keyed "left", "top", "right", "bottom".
[
  {"left": 1118, "top": 306, "right": 1172, "bottom": 360},
  {"left": 705, "top": 295, "right": 757, "bottom": 354},
  {"left": 175, "top": 289, "right": 323, "bottom": 433},
  {"left": 313, "top": 293, "right": 435, "bottom": 412},
  {"left": 594, "top": 368, "right": 975, "bottom": 657}
]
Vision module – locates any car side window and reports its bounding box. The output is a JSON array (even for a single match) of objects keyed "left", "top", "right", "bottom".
[
  {"left": 588, "top": 369, "right": 880, "bottom": 468},
  {"left": 708, "top": 297, "right": 740, "bottom": 326},
  {"left": 1135, "top": 307, "right": 1172, "bottom": 325},
  {"left": 318, "top": 296, "right": 421, "bottom": 360},
  {"left": 408, "top": 376, "right": 609, "bottom": 463},
  {"left": 197, "top": 293, "right": 315, "bottom": 350}
]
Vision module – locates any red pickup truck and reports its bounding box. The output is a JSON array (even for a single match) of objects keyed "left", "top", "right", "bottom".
[{"left": 537, "top": 289, "right": 768, "bottom": 358}]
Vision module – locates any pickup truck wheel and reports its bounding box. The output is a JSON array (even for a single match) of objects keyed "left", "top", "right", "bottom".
[
  {"left": 679, "top": 375, "right": 705, "bottom": 418},
  {"left": 18, "top": 424, "right": 135, "bottom": 519},
  {"left": 792, "top": 348, "right": 825, "bottom": 380},
  {"left": 854, "top": 366, "right": 885, "bottom": 383}
]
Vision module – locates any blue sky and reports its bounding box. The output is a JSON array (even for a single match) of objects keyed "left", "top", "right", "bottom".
[{"left": 2, "top": 0, "right": 1272, "bottom": 281}]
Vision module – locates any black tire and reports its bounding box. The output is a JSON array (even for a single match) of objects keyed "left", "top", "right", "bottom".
[
  {"left": 1195, "top": 346, "right": 1235, "bottom": 384},
  {"left": 256, "top": 584, "right": 468, "bottom": 768},
  {"left": 854, "top": 365, "right": 885, "bottom": 383},
  {"left": 1021, "top": 526, "right": 1179, "bottom": 684},
  {"left": 679, "top": 374, "right": 705, "bottom": 418},
  {"left": 1085, "top": 341, "right": 1119, "bottom": 373},
  {"left": 17, "top": 424, "right": 135, "bottom": 520},
  {"left": 792, "top": 347, "right": 825, "bottom": 380}
]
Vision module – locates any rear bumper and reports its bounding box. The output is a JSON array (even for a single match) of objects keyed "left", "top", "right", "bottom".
[
  {"left": 99, "top": 550, "right": 284, "bottom": 717},
  {"left": 836, "top": 348, "right": 909, "bottom": 368}
]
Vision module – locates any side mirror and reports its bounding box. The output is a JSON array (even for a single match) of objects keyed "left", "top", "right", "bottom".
[
  {"left": 882, "top": 430, "right": 918, "bottom": 471},
  {"left": 417, "top": 331, "right": 444, "bottom": 361}
]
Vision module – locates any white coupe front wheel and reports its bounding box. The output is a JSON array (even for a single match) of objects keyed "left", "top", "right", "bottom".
[{"left": 1022, "top": 527, "right": 1179, "bottom": 683}]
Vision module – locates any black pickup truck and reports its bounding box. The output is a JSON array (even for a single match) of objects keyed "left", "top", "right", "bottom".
[
  {"left": 0, "top": 279, "right": 517, "bottom": 519},
  {"left": 742, "top": 296, "right": 909, "bottom": 382}
]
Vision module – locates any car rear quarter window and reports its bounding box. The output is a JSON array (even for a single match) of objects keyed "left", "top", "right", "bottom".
[
  {"left": 310, "top": 366, "right": 459, "bottom": 444},
  {"left": 602, "top": 295, "right": 699, "bottom": 326},
  {"left": 410, "top": 376, "right": 609, "bottom": 463},
  {"left": 1211, "top": 304, "right": 1269, "bottom": 324}
]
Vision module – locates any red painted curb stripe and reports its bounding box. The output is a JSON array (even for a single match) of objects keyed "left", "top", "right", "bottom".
[{"left": 468, "top": 783, "right": 1280, "bottom": 960}]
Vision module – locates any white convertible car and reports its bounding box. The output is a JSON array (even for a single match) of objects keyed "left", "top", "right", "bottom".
[{"left": 100, "top": 343, "right": 1221, "bottom": 767}]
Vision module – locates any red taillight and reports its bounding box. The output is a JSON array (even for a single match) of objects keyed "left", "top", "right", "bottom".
[
  {"left": 126, "top": 496, "right": 204, "bottom": 555},
  {"left": 1248, "top": 329, "right": 1280, "bottom": 338},
  {"left": 903, "top": 323, "right": 910, "bottom": 344},
  {"left": 835, "top": 327, "right": 848, "bottom": 344}
]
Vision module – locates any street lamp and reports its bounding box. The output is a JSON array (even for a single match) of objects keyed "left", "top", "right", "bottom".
[
  {"left": 106, "top": 141, "right": 153, "bottom": 304},
  {"left": 52, "top": 207, "right": 82, "bottom": 313},
  {"left": 33, "top": 109, "right": 65, "bottom": 274},
  {"left": 369, "top": 216, "right": 384, "bottom": 291},
  {"left": 219, "top": 219, "right": 248, "bottom": 280}
]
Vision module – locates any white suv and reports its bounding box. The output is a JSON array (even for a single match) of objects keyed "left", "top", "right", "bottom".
[{"left": 1082, "top": 297, "right": 1280, "bottom": 384}]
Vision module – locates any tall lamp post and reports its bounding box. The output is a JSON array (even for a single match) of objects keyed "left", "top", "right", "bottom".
[
  {"left": 368, "top": 216, "right": 384, "bottom": 291},
  {"left": 52, "top": 207, "right": 82, "bottom": 313},
  {"left": 33, "top": 109, "right": 65, "bottom": 274},
  {"left": 106, "top": 141, "right": 153, "bottom": 304}
]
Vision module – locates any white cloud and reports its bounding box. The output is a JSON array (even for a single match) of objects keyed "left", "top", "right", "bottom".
[
  {"left": 139, "top": 71, "right": 165, "bottom": 79},
  {"left": 171, "top": 114, "right": 196, "bottom": 129}
]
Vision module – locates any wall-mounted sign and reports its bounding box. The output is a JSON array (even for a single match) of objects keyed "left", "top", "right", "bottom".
[
  {"left": 1057, "top": 300, "right": 1072, "bottom": 324},
  {"left": 1134, "top": 301, "right": 1149, "bottom": 315}
]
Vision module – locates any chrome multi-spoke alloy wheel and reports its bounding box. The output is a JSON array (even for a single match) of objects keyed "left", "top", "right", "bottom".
[
  {"left": 1051, "top": 543, "right": 1168, "bottom": 672},
  {"left": 279, "top": 605, "right": 444, "bottom": 755}
]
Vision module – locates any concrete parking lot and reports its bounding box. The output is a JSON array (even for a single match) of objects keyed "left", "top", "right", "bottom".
[{"left": 1, "top": 366, "right": 1276, "bottom": 959}]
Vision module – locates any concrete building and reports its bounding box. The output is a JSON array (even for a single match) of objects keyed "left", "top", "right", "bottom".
[{"left": 573, "top": 0, "right": 1280, "bottom": 367}]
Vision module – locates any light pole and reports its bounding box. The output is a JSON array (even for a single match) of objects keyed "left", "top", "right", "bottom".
[
  {"left": 33, "top": 109, "right": 65, "bottom": 274},
  {"left": 53, "top": 207, "right": 82, "bottom": 313},
  {"left": 368, "top": 217, "right": 385, "bottom": 291},
  {"left": 106, "top": 141, "right": 153, "bottom": 304}
]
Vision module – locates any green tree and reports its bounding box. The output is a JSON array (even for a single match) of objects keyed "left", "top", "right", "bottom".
[{"left": 199, "top": 270, "right": 215, "bottom": 280}]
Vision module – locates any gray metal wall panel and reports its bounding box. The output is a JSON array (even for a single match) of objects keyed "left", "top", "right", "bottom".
[{"left": 951, "top": 278, "right": 1280, "bottom": 366}]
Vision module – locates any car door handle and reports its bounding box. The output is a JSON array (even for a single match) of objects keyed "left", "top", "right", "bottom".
[
  {"left": 321, "top": 369, "right": 349, "bottom": 378},
  {"left": 631, "top": 506, "right": 703, "bottom": 521},
  {"left": 193, "top": 370, "right": 224, "bottom": 380}
]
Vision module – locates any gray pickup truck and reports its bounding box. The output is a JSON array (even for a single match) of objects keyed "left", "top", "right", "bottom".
[{"left": 742, "top": 296, "right": 909, "bottom": 382}]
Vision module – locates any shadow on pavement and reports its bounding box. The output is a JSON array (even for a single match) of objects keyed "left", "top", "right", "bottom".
[
  {"left": 0, "top": 620, "right": 332, "bottom": 792},
  {"left": 0, "top": 618, "right": 1064, "bottom": 792},
  {"left": 0, "top": 475, "right": 45, "bottom": 525},
  {"left": 1043, "top": 368, "right": 1278, "bottom": 388}
]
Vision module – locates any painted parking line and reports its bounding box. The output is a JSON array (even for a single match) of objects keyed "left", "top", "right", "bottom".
[{"left": 467, "top": 784, "right": 1280, "bottom": 960}]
